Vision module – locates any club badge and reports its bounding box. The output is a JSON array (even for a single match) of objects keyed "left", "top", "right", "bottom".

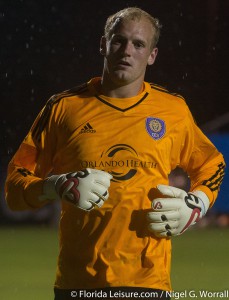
[{"left": 145, "top": 117, "right": 166, "bottom": 140}]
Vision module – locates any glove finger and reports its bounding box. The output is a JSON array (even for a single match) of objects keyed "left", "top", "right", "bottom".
[
  {"left": 102, "top": 190, "right": 109, "bottom": 201},
  {"left": 147, "top": 211, "right": 164, "bottom": 222},
  {"left": 163, "top": 210, "right": 180, "bottom": 221},
  {"left": 148, "top": 222, "right": 167, "bottom": 233},
  {"left": 78, "top": 197, "right": 107, "bottom": 211},
  {"left": 91, "top": 184, "right": 109, "bottom": 200},
  {"left": 154, "top": 227, "right": 181, "bottom": 238},
  {"left": 91, "top": 170, "right": 113, "bottom": 187},
  {"left": 88, "top": 189, "right": 108, "bottom": 204},
  {"left": 166, "top": 220, "right": 179, "bottom": 229},
  {"left": 148, "top": 224, "right": 170, "bottom": 238},
  {"left": 94, "top": 177, "right": 111, "bottom": 189},
  {"left": 153, "top": 231, "right": 169, "bottom": 238},
  {"left": 157, "top": 184, "right": 187, "bottom": 199},
  {"left": 148, "top": 220, "right": 179, "bottom": 232},
  {"left": 77, "top": 200, "right": 94, "bottom": 211},
  {"left": 167, "top": 227, "right": 182, "bottom": 236},
  {"left": 73, "top": 183, "right": 102, "bottom": 211},
  {"left": 87, "top": 190, "right": 110, "bottom": 209},
  {"left": 147, "top": 210, "right": 180, "bottom": 223},
  {"left": 152, "top": 198, "right": 182, "bottom": 211},
  {"left": 89, "top": 198, "right": 104, "bottom": 208}
]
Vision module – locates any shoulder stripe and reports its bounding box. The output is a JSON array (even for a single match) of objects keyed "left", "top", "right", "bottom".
[
  {"left": 54, "top": 83, "right": 88, "bottom": 100},
  {"left": 202, "top": 162, "right": 226, "bottom": 192},
  {"left": 150, "top": 83, "right": 185, "bottom": 100},
  {"left": 32, "top": 83, "right": 88, "bottom": 142}
]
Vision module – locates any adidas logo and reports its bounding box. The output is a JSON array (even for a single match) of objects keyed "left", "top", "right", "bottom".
[{"left": 79, "top": 123, "right": 96, "bottom": 134}]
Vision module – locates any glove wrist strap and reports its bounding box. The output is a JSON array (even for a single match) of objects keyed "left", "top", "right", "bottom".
[
  {"left": 191, "top": 190, "right": 210, "bottom": 216},
  {"left": 39, "top": 175, "right": 62, "bottom": 201}
]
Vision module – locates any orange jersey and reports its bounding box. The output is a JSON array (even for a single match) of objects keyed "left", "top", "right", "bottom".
[{"left": 5, "top": 77, "right": 225, "bottom": 291}]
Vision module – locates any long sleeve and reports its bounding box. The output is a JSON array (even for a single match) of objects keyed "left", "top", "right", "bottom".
[
  {"left": 179, "top": 106, "right": 225, "bottom": 206},
  {"left": 5, "top": 97, "right": 57, "bottom": 210}
]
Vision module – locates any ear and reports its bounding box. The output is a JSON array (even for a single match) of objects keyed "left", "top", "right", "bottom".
[
  {"left": 147, "top": 48, "right": 158, "bottom": 65},
  {"left": 100, "top": 36, "right": 107, "bottom": 56}
]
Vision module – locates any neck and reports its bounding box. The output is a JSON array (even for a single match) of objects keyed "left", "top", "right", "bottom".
[{"left": 100, "top": 75, "right": 144, "bottom": 98}]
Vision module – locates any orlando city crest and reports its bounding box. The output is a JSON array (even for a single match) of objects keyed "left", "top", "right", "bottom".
[{"left": 145, "top": 117, "right": 166, "bottom": 140}]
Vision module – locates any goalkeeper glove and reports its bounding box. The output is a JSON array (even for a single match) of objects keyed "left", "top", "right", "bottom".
[
  {"left": 147, "top": 184, "right": 210, "bottom": 237},
  {"left": 39, "top": 168, "right": 112, "bottom": 211}
]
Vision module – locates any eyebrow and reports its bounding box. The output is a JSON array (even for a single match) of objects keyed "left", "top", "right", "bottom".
[{"left": 112, "top": 34, "right": 147, "bottom": 45}]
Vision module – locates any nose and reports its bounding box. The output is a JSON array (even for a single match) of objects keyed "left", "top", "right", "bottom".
[{"left": 121, "top": 41, "right": 132, "bottom": 56}]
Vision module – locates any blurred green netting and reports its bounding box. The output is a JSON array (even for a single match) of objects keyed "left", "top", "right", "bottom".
[{"left": 0, "top": 227, "right": 228, "bottom": 300}]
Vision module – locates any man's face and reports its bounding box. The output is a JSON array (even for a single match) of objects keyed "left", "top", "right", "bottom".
[{"left": 102, "top": 18, "right": 158, "bottom": 86}]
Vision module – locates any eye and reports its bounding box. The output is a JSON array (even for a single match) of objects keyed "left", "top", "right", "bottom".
[
  {"left": 111, "top": 37, "right": 123, "bottom": 45},
  {"left": 134, "top": 41, "right": 145, "bottom": 49},
  {"left": 111, "top": 40, "right": 121, "bottom": 45}
]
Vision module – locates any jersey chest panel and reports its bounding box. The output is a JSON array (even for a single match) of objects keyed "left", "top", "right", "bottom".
[{"left": 55, "top": 97, "right": 182, "bottom": 185}]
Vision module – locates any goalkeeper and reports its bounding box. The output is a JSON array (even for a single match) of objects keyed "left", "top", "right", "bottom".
[{"left": 5, "top": 6, "right": 225, "bottom": 300}]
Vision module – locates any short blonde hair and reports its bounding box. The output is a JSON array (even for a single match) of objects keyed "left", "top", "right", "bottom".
[{"left": 104, "top": 7, "right": 162, "bottom": 48}]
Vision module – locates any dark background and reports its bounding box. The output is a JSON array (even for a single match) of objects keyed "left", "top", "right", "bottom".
[
  {"left": 0, "top": 0, "right": 229, "bottom": 223},
  {"left": 1, "top": 0, "right": 229, "bottom": 161}
]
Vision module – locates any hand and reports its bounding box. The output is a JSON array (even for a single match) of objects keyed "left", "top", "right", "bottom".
[
  {"left": 40, "top": 168, "right": 113, "bottom": 211},
  {"left": 147, "top": 184, "right": 209, "bottom": 237}
]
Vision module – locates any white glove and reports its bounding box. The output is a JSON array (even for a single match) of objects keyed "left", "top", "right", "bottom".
[
  {"left": 39, "top": 168, "right": 112, "bottom": 211},
  {"left": 147, "top": 184, "right": 210, "bottom": 237}
]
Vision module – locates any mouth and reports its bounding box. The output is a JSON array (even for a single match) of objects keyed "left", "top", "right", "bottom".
[
  {"left": 118, "top": 60, "right": 131, "bottom": 67},
  {"left": 116, "top": 60, "right": 131, "bottom": 69}
]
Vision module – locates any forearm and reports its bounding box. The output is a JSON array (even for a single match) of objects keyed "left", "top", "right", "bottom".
[
  {"left": 5, "top": 167, "right": 50, "bottom": 211},
  {"left": 189, "top": 157, "right": 225, "bottom": 206},
  {"left": 6, "top": 166, "right": 112, "bottom": 213}
]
